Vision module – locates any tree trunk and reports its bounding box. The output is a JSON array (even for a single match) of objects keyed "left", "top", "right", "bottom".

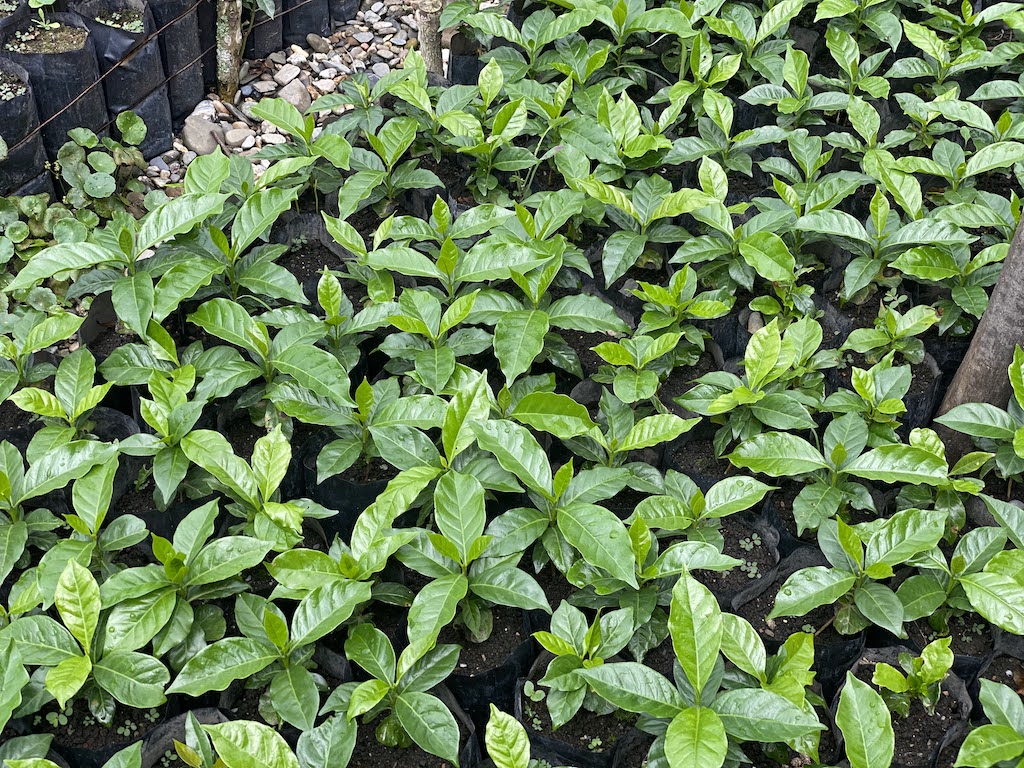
[
  {"left": 417, "top": 0, "right": 444, "bottom": 76},
  {"left": 216, "top": 0, "right": 243, "bottom": 102},
  {"left": 934, "top": 216, "right": 1024, "bottom": 458}
]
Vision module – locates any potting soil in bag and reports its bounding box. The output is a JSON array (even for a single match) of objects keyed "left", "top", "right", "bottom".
[
  {"left": 0, "top": 0, "right": 28, "bottom": 43},
  {"left": 3, "top": 12, "right": 108, "bottom": 160},
  {"left": 149, "top": 0, "right": 205, "bottom": 122},
  {"left": 0, "top": 58, "right": 47, "bottom": 195},
  {"left": 282, "top": 0, "right": 328, "bottom": 47},
  {"left": 71, "top": 0, "right": 174, "bottom": 158}
]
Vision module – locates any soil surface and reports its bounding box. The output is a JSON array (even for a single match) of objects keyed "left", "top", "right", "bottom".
[
  {"left": 906, "top": 614, "right": 993, "bottom": 658},
  {"left": 0, "top": 69, "right": 27, "bottom": 99},
  {"left": 692, "top": 516, "right": 777, "bottom": 598},
  {"left": 32, "top": 702, "right": 162, "bottom": 749},
  {"left": 852, "top": 662, "right": 965, "bottom": 767},
  {"left": 4, "top": 22, "right": 88, "bottom": 54},
  {"left": 439, "top": 606, "right": 530, "bottom": 677},
  {"left": 347, "top": 711, "right": 468, "bottom": 768}
]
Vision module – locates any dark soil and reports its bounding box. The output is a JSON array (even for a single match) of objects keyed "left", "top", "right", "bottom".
[
  {"left": 735, "top": 584, "right": 842, "bottom": 646},
  {"left": 439, "top": 607, "right": 528, "bottom": 676},
  {"left": 0, "top": 397, "right": 30, "bottom": 433},
  {"left": 906, "top": 614, "right": 993, "bottom": 658},
  {"left": 347, "top": 711, "right": 467, "bottom": 768},
  {"left": 979, "top": 655, "right": 1024, "bottom": 691},
  {"left": 692, "top": 516, "right": 778, "bottom": 598},
  {"left": 221, "top": 411, "right": 269, "bottom": 461},
  {"left": 658, "top": 352, "right": 719, "bottom": 410},
  {"left": 852, "top": 663, "right": 965, "bottom": 767},
  {"left": 669, "top": 438, "right": 731, "bottom": 486},
  {"left": 983, "top": 475, "right": 1024, "bottom": 504},
  {"left": 0, "top": 69, "right": 27, "bottom": 99},
  {"left": 278, "top": 240, "right": 344, "bottom": 282},
  {"left": 559, "top": 328, "right": 618, "bottom": 379},
  {"left": 341, "top": 455, "right": 400, "bottom": 485},
  {"left": 524, "top": 671, "right": 638, "bottom": 758},
  {"left": 640, "top": 635, "right": 676, "bottom": 680},
  {"left": 82, "top": 323, "right": 136, "bottom": 362},
  {"left": 4, "top": 22, "right": 88, "bottom": 54},
  {"left": 533, "top": 564, "right": 575, "bottom": 617},
  {"left": 32, "top": 702, "right": 162, "bottom": 749},
  {"left": 93, "top": 9, "right": 143, "bottom": 31}
]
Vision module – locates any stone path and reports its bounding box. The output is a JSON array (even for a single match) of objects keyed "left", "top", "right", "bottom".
[{"left": 144, "top": 0, "right": 426, "bottom": 187}]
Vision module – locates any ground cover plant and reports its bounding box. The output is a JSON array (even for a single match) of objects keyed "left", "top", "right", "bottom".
[{"left": 1, "top": 0, "right": 1024, "bottom": 764}]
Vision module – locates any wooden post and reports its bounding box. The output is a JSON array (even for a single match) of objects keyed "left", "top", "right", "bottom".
[
  {"left": 417, "top": 0, "right": 444, "bottom": 76},
  {"left": 935, "top": 216, "right": 1024, "bottom": 458},
  {"left": 217, "top": 0, "right": 243, "bottom": 102}
]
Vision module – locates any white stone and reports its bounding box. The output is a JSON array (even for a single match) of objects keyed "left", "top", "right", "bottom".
[{"left": 274, "top": 63, "right": 301, "bottom": 85}]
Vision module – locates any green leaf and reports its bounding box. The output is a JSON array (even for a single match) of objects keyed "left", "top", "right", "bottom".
[
  {"left": 854, "top": 582, "right": 906, "bottom": 637},
  {"left": 168, "top": 638, "right": 278, "bottom": 696},
  {"left": 738, "top": 231, "right": 796, "bottom": 283},
  {"left": 845, "top": 444, "right": 947, "bottom": 485},
  {"left": 771, "top": 567, "right": 856, "bottom": 618},
  {"left": 292, "top": 580, "right": 371, "bottom": 647},
  {"left": 111, "top": 273, "right": 155, "bottom": 338},
  {"left": 473, "top": 420, "right": 552, "bottom": 497},
  {"left": 557, "top": 503, "right": 639, "bottom": 588},
  {"left": 7, "top": 243, "right": 118, "bottom": 292},
  {"left": 137, "top": 192, "right": 227, "bottom": 253},
  {"left": 395, "top": 691, "right": 460, "bottom": 764},
  {"left": 485, "top": 705, "right": 530, "bottom": 768},
  {"left": 621, "top": 415, "right": 699, "bottom": 452},
  {"left": 670, "top": 573, "right": 721, "bottom": 703},
  {"left": 55, "top": 560, "right": 99, "bottom": 654},
  {"left": 836, "top": 673, "right": 894, "bottom": 768},
  {"left": 955, "top": 724, "right": 1024, "bottom": 767},
  {"left": 180, "top": 430, "right": 260, "bottom": 509},
  {"left": 728, "top": 432, "right": 827, "bottom": 476},
  {"left": 961, "top": 572, "right": 1024, "bottom": 634},
  {"left": 494, "top": 310, "right": 549, "bottom": 385},
  {"left": 714, "top": 688, "right": 823, "bottom": 741},
  {"left": 602, "top": 230, "right": 647, "bottom": 288},
  {"left": 966, "top": 141, "right": 1024, "bottom": 177},
  {"left": 578, "top": 662, "right": 684, "bottom": 717},
  {"left": 434, "top": 471, "right": 486, "bottom": 563},
  {"left": 102, "top": 588, "right": 176, "bottom": 653},
  {"left": 204, "top": 721, "right": 300, "bottom": 768},
  {"left": 512, "top": 392, "right": 599, "bottom": 442},
  {"left": 93, "top": 651, "right": 169, "bottom": 708},
  {"left": 270, "top": 665, "right": 319, "bottom": 731},
  {"left": 407, "top": 573, "right": 468, "bottom": 647},
  {"left": 187, "top": 537, "right": 273, "bottom": 586},
  {"left": 665, "top": 707, "right": 727, "bottom": 768},
  {"left": 274, "top": 345, "right": 357, "bottom": 408}
]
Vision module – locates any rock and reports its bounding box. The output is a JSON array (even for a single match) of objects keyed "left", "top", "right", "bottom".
[
  {"left": 306, "top": 32, "right": 332, "bottom": 53},
  {"left": 354, "top": 30, "right": 374, "bottom": 43},
  {"left": 363, "top": 10, "right": 379, "bottom": 22},
  {"left": 391, "top": 31, "right": 406, "bottom": 45},
  {"left": 241, "top": 135, "right": 256, "bottom": 150},
  {"left": 191, "top": 99, "right": 217, "bottom": 118},
  {"left": 225, "top": 128, "right": 255, "bottom": 147},
  {"left": 372, "top": 62, "right": 390, "bottom": 77},
  {"left": 253, "top": 80, "right": 278, "bottom": 94},
  {"left": 181, "top": 151, "right": 197, "bottom": 164},
  {"left": 313, "top": 78, "right": 337, "bottom": 93},
  {"left": 241, "top": 85, "right": 253, "bottom": 97},
  {"left": 150, "top": 157, "right": 169, "bottom": 172},
  {"left": 371, "top": 1, "right": 383, "bottom": 11},
  {"left": 182, "top": 116, "right": 225, "bottom": 155},
  {"left": 377, "top": 48, "right": 394, "bottom": 60},
  {"left": 262, "top": 133, "right": 287, "bottom": 145},
  {"left": 373, "top": 21, "right": 394, "bottom": 31},
  {"left": 239, "top": 60, "right": 250, "bottom": 81},
  {"left": 268, "top": 51, "right": 286, "bottom": 65},
  {"left": 274, "top": 63, "right": 301, "bottom": 86},
  {"left": 278, "top": 79, "right": 311, "bottom": 112},
  {"left": 319, "top": 67, "right": 337, "bottom": 79},
  {"left": 287, "top": 50, "right": 308, "bottom": 66}
]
